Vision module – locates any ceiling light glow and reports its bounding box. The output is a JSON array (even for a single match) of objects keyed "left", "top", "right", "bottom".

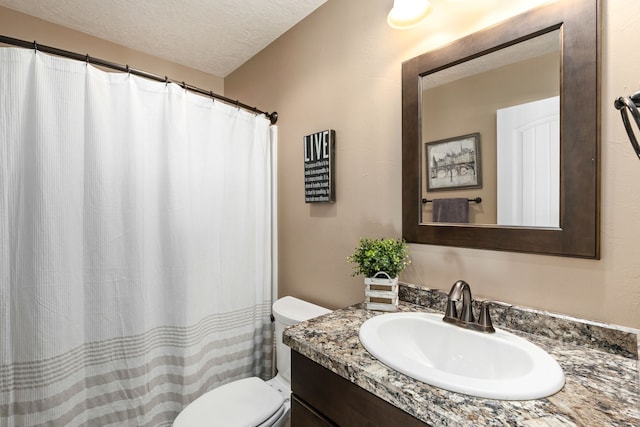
[{"left": 387, "top": 0, "right": 433, "bottom": 29}]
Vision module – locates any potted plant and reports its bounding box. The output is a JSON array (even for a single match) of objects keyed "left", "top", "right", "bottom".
[{"left": 347, "top": 238, "right": 410, "bottom": 311}]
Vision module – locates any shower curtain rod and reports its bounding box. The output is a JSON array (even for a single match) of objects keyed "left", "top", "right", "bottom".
[{"left": 0, "top": 34, "right": 279, "bottom": 125}]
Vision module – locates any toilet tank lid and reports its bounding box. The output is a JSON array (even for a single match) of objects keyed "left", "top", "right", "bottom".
[{"left": 272, "top": 296, "right": 331, "bottom": 325}]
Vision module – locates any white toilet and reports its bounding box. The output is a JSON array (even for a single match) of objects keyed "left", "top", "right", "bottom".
[{"left": 173, "top": 296, "right": 331, "bottom": 427}]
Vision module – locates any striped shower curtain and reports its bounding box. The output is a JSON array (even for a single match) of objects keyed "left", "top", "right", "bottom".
[{"left": 0, "top": 48, "right": 276, "bottom": 426}]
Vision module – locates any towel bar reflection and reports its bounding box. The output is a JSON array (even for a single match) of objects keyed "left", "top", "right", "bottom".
[{"left": 422, "top": 197, "right": 482, "bottom": 204}]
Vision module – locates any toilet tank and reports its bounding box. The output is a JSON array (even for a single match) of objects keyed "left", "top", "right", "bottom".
[{"left": 272, "top": 296, "right": 331, "bottom": 384}]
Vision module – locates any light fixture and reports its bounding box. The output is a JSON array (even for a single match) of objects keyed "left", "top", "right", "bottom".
[{"left": 387, "top": 0, "right": 433, "bottom": 29}]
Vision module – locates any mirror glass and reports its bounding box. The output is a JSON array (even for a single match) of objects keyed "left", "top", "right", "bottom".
[
  {"left": 421, "top": 31, "right": 560, "bottom": 227},
  {"left": 401, "top": 0, "right": 600, "bottom": 258}
]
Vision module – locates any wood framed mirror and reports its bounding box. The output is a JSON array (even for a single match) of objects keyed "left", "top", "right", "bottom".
[{"left": 402, "top": 0, "right": 601, "bottom": 258}]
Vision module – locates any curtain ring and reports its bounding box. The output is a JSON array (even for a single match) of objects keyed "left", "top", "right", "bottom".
[
  {"left": 210, "top": 91, "right": 215, "bottom": 103},
  {"left": 125, "top": 65, "right": 130, "bottom": 75},
  {"left": 33, "top": 40, "right": 38, "bottom": 53}
]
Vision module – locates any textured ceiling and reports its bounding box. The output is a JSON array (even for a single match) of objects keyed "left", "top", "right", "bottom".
[{"left": 0, "top": 0, "right": 327, "bottom": 77}]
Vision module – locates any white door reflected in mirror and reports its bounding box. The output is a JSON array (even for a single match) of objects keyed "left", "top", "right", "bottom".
[{"left": 497, "top": 96, "right": 560, "bottom": 227}]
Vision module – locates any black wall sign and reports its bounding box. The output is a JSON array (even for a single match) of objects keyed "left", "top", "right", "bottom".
[{"left": 304, "top": 130, "right": 335, "bottom": 203}]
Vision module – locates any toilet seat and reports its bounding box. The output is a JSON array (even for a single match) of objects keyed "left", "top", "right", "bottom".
[{"left": 173, "top": 377, "right": 285, "bottom": 427}]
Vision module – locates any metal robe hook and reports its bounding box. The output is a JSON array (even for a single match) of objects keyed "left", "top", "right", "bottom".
[{"left": 614, "top": 92, "right": 640, "bottom": 160}]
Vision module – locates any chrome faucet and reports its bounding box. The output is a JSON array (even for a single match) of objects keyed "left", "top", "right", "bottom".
[{"left": 443, "top": 280, "right": 495, "bottom": 333}]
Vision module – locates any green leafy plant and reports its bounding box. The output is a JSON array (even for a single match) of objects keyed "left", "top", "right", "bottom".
[{"left": 347, "top": 238, "right": 410, "bottom": 278}]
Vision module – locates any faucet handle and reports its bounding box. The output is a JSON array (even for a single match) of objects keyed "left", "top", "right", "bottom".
[{"left": 477, "top": 301, "right": 495, "bottom": 333}]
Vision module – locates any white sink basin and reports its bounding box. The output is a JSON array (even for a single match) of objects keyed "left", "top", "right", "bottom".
[{"left": 359, "top": 312, "right": 564, "bottom": 400}]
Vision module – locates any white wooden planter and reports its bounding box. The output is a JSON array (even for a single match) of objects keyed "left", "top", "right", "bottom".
[{"left": 364, "top": 272, "right": 398, "bottom": 312}]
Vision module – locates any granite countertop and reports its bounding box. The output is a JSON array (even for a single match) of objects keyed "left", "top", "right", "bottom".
[{"left": 283, "top": 284, "right": 640, "bottom": 426}]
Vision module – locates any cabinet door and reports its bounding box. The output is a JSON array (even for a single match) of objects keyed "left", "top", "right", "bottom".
[
  {"left": 291, "top": 395, "right": 336, "bottom": 426},
  {"left": 291, "top": 351, "right": 430, "bottom": 426}
]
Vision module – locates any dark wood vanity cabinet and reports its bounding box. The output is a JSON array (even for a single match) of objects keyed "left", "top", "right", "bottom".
[{"left": 291, "top": 351, "right": 430, "bottom": 426}]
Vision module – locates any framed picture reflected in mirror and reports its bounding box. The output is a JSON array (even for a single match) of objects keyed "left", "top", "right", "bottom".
[{"left": 425, "top": 133, "right": 482, "bottom": 191}]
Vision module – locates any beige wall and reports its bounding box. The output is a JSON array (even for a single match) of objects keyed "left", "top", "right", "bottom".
[
  {"left": 0, "top": 6, "right": 223, "bottom": 93},
  {"left": 226, "top": 0, "right": 640, "bottom": 329}
]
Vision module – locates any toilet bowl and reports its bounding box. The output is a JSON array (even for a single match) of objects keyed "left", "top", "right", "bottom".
[{"left": 172, "top": 296, "right": 331, "bottom": 427}]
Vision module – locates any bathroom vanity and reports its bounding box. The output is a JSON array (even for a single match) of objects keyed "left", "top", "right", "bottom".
[{"left": 284, "top": 283, "right": 640, "bottom": 426}]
